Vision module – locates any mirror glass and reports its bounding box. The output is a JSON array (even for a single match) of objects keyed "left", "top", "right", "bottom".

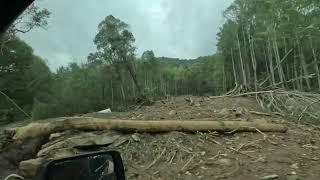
[{"left": 47, "top": 154, "right": 117, "bottom": 180}]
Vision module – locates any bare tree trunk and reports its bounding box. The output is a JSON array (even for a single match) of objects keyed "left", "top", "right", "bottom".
[
  {"left": 264, "top": 47, "right": 272, "bottom": 85},
  {"left": 120, "top": 83, "right": 126, "bottom": 106},
  {"left": 286, "top": 64, "right": 290, "bottom": 82},
  {"left": 267, "top": 39, "right": 276, "bottom": 87},
  {"left": 132, "top": 80, "right": 136, "bottom": 97},
  {"left": 236, "top": 33, "right": 247, "bottom": 87},
  {"left": 248, "top": 31, "right": 257, "bottom": 91},
  {"left": 175, "top": 80, "right": 177, "bottom": 96},
  {"left": 144, "top": 69, "right": 147, "bottom": 89},
  {"left": 0, "top": 91, "right": 30, "bottom": 118},
  {"left": 272, "top": 38, "right": 286, "bottom": 88},
  {"left": 231, "top": 48, "right": 238, "bottom": 86},
  {"left": 242, "top": 28, "right": 251, "bottom": 86},
  {"left": 283, "top": 37, "right": 291, "bottom": 80},
  {"left": 293, "top": 49, "right": 300, "bottom": 90},
  {"left": 111, "top": 79, "right": 114, "bottom": 108},
  {"left": 299, "top": 66, "right": 304, "bottom": 90},
  {"left": 125, "top": 61, "right": 143, "bottom": 97},
  {"left": 101, "top": 82, "right": 105, "bottom": 100},
  {"left": 296, "top": 36, "right": 311, "bottom": 90},
  {"left": 309, "top": 35, "right": 320, "bottom": 90},
  {"left": 222, "top": 61, "right": 226, "bottom": 92}
]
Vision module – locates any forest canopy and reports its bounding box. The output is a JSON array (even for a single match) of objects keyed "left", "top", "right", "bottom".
[{"left": 1, "top": 0, "right": 320, "bottom": 122}]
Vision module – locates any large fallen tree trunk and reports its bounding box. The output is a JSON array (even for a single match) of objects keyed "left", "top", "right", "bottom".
[{"left": 10, "top": 117, "right": 288, "bottom": 140}]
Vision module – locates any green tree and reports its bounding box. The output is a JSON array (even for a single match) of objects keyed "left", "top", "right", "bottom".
[
  {"left": 1, "top": 3, "right": 50, "bottom": 50},
  {"left": 93, "top": 15, "right": 143, "bottom": 98},
  {"left": 0, "top": 37, "right": 51, "bottom": 122}
]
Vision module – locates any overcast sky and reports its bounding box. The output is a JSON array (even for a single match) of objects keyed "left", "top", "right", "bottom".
[{"left": 19, "top": 0, "right": 233, "bottom": 70}]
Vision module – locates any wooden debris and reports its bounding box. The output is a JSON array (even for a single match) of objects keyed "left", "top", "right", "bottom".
[
  {"left": 10, "top": 117, "right": 288, "bottom": 140},
  {"left": 260, "top": 174, "right": 279, "bottom": 179},
  {"left": 145, "top": 148, "right": 166, "bottom": 170}
]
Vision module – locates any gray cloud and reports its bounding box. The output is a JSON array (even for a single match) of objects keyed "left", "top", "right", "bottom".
[{"left": 19, "top": 0, "right": 233, "bottom": 70}]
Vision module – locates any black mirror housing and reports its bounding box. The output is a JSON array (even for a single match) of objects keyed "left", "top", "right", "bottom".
[{"left": 36, "top": 151, "right": 125, "bottom": 180}]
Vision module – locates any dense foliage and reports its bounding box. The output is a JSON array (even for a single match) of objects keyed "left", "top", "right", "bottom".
[
  {"left": 2, "top": 0, "right": 320, "bottom": 122},
  {"left": 217, "top": 0, "right": 320, "bottom": 92},
  {"left": 0, "top": 37, "right": 52, "bottom": 123}
]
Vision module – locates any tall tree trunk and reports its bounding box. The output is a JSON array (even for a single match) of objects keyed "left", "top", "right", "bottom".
[
  {"left": 248, "top": 31, "right": 257, "bottom": 91},
  {"left": 101, "top": 81, "right": 105, "bottom": 100},
  {"left": 174, "top": 80, "right": 177, "bottom": 96},
  {"left": 144, "top": 69, "right": 147, "bottom": 89},
  {"left": 125, "top": 62, "right": 143, "bottom": 97},
  {"left": 222, "top": 61, "right": 226, "bottom": 92},
  {"left": 231, "top": 48, "right": 238, "bottom": 86},
  {"left": 236, "top": 33, "right": 247, "bottom": 87},
  {"left": 299, "top": 66, "right": 304, "bottom": 90},
  {"left": 286, "top": 64, "right": 290, "bottom": 82},
  {"left": 267, "top": 39, "right": 276, "bottom": 87},
  {"left": 115, "top": 65, "right": 126, "bottom": 106},
  {"left": 242, "top": 27, "right": 251, "bottom": 86},
  {"left": 296, "top": 36, "right": 311, "bottom": 90},
  {"left": 264, "top": 47, "right": 272, "bottom": 86},
  {"left": 283, "top": 37, "right": 290, "bottom": 80},
  {"left": 272, "top": 37, "right": 286, "bottom": 88},
  {"left": 132, "top": 80, "right": 136, "bottom": 97},
  {"left": 120, "top": 83, "right": 126, "bottom": 107},
  {"left": 309, "top": 35, "right": 320, "bottom": 90},
  {"left": 293, "top": 50, "right": 301, "bottom": 90},
  {"left": 111, "top": 79, "right": 114, "bottom": 108}
]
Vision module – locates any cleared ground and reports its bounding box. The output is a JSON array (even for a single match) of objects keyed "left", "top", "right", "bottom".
[{"left": 1, "top": 96, "right": 320, "bottom": 179}]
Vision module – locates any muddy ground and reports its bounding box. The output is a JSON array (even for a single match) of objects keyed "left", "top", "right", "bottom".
[{"left": 1, "top": 96, "right": 320, "bottom": 180}]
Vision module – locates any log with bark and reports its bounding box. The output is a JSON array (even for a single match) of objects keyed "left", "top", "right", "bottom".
[
  {"left": 0, "top": 117, "right": 288, "bottom": 178},
  {"left": 10, "top": 117, "right": 288, "bottom": 140}
]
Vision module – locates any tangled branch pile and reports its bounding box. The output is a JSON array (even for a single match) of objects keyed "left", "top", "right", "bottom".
[{"left": 217, "top": 88, "right": 320, "bottom": 124}]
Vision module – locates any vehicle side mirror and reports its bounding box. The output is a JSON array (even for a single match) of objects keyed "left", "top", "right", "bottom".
[{"left": 38, "top": 151, "right": 125, "bottom": 180}]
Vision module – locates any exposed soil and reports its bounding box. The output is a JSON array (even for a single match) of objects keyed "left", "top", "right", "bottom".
[{"left": 1, "top": 96, "right": 320, "bottom": 180}]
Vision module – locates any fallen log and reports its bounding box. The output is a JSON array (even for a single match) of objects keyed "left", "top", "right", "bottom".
[
  {"left": 1, "top": 117, "right": 288, "bottom": 178},
  {"left": 10, "top": 117, "right": 288, "bottom": 140}
]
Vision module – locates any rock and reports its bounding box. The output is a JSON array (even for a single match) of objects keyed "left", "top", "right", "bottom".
[
  {"left": 302, "top": 144, "right": 319, "bottom": 150},
  {"left": 274, "top": 157, "right": 293, "bottom": 164},
  {"left": 290, "top": 163, "right": 299, "bottom": 169},
  {"left": 200, "top": 151, "right": 206, "bottom": 156},
  {"left": 54, "top": 149, "right": 76, "bottom": 159},
  {"left": 194, "top": 103, "right": 201, "bottom": 107},
  {"left": 169, "top": 110, "right": 177, "bottom": 116},
  {"left": 311, "top": 157, "right": 319, "bottom": 161},
  {"left": 19, "top": 158, "right": 45, "bottom": 178},
  {"left": 37, "top": 132, "right": 120, "bottom": 157},
  {"left": 260, "top": 174, "right": 279, "bottom": 179},
  {"left": 234, "top": 107, "right": 247, "bottom": 117},
  {"left": 97, "top": 108, "right": 111, "bottom": 113},
  {"left": 216, "top": 158, "right": 233, "bottom": 167},
  {"left": 131, "top": 133, "right": 141, "bottom": 142}
]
